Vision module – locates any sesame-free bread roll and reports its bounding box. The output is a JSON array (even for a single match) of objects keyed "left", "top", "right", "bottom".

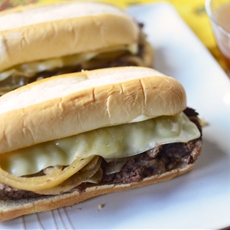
[
  {"left": 0, "top": 1, "right": 139, "bottom": 72},
  {"left": 0, "top": 66, "right": 202, "bottom": 223}
]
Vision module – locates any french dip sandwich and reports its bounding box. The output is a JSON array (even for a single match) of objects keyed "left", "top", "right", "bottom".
[
  {"left": 0, "top": 1, "right": 153, "bottom": 94},
  {"left": 0, "top": 66, "right": 202, "bottom": 221}
]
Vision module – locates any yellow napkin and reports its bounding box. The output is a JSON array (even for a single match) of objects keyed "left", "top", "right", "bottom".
[{"left": 0, "top": 0, "right": 226, "bottom": 71}]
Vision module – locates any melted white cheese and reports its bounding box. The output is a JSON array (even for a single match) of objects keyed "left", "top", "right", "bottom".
[
  {"left": 0, "top": 113, "right": 200, "bottom": 176},
  {"left": 0, "top": 44, "right": 138, "bottom": 81}
]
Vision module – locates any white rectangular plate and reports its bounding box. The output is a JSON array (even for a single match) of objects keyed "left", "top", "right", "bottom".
[{"left": 1, "top": 2, "right": 230, "bottom": 229}]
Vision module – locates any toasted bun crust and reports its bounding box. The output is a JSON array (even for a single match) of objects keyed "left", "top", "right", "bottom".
[
  {"left": 0, "top": 67, "right": 187, "bottom": 154},
  {"left": 0, "top": 163, "right": 194, "bottom": 222},
  {"left": 0, "top": 1, "right": 139, "bottom": 72}
]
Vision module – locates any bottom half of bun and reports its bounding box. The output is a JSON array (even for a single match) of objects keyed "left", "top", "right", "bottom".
[{"left": 0, "top": 163, "right": 195, "bottom": 222}]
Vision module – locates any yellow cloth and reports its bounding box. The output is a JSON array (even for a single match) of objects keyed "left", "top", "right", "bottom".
[{"left": 0, "top": 0, "right": 226, "bottom": 71}]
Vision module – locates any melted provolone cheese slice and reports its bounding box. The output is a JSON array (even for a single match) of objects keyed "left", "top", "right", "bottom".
[
  {"left": 0, "top": 44, "right": 138, "bottom": 81},
  {"left": 0, "top": 113, "right": 200, "bottom": 176}
]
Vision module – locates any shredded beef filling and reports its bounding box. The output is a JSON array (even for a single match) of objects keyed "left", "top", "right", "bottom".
[
  {"left": 0, "top": 108, "right": 202, "bottom": 200},
  {"left": 102, "top": 139, "right": 202, "bottom": 185}
]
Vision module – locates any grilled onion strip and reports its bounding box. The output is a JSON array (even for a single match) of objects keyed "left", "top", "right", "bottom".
[{"left": 0, "top": 155, "right": 95, "bottom": 191}]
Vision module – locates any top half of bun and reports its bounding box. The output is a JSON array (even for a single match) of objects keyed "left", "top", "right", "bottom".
[
  {"left": 0, "top": 67, "right": 186, "bottom": 154},
  {"left": 0, "top": 1, "right": 140, "bottom": 72}
]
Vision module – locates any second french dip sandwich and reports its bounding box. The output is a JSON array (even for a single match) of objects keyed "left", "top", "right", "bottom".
[
  {"left": 0, "top": 67, "right": 202, "bottom": 221},
  {"left": 0, "top": 1, "right": 153, "bottom": 94}
]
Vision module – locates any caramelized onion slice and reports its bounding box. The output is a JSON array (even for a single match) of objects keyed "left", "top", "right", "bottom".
[
  {"left": 35, "top": 156, "right": 101, "bottom": 195},
  {"left": 105, "top": 159, "right": 127, "bottom": 175},
  {"left": 0, "top": 155, "right": 95, "bottom": 191},
  {"left": 85, "top": 168, "right": 103, "bottom": 184}
]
